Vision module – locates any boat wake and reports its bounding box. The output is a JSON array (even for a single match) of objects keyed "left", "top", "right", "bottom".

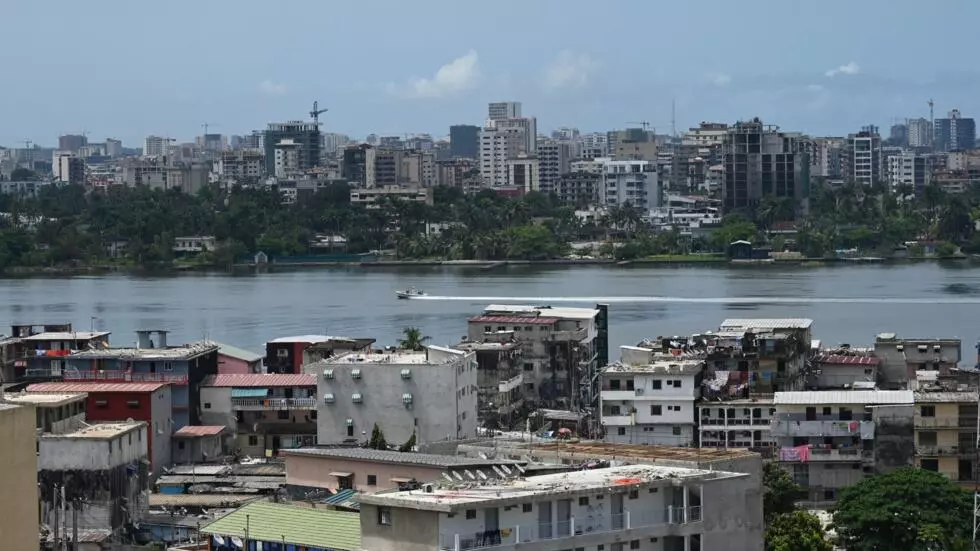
[{"left": 410, "top": 295, "right": 980, "bottom": 305}]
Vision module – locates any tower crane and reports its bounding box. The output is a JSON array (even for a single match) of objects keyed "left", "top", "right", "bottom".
[
  {"left": 201, "top": 122, "right": 218, "bottom": 135},
  {"left": 627, "top": 121, "right": 652, "bottom": 131},
  {"left": 310, "top": 101, "right": 328, "bottom": 126}
]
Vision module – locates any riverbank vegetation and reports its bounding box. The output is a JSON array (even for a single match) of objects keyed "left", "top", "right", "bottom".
[{"left": 1, "top": 179, "right": 979, "bottom": 270}]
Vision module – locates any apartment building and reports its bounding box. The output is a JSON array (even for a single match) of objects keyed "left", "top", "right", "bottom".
[
  {"left": 0, "top": 403, "right": 39, "bottom": 551},
  {"left": 773, "top": 390, "right": 913, "bottom": 506},
  {"left": 199, "top": 373, "right": 317, "bottom": 457},
  {"left": 721, "top": 119, "right": 809, "bottom": 213},
  {"left": 709, "top": 318, "right": 814, "bottom": 393},
  {"left": 913, "top": 390, "right": 978, "bottom": 483},
  {"left": 600, "top": 158, "right": 662, "bottom": 210},
  {"left": 600, "top": 346, "right": 704, "bottom": 446},
  {"left": 843, "top": 126, "right": 883, "bottom": 185},
  {"left": 359, "top": 464, "right": 762, "bottom": 551},
  {"left": 454, "top": 337, "right": 525, "bottom": 429},
  {"left": 2, "top": 391, "right": 87, "bottom": 435},
  {"left": 488, "top": 101, "right": 522, "bottom": 121},
  {"left": 506, "top": 154, "right": 540, "bottom": 193},
  {"left": 887, "top": 152, "right": 931, "bottom": 191},
  {"left": 214, "top": 149, "right": 264, "bottom": 182},
  {"left": 466, "top": 304, "right": 608, "bottom": 412},
  {"left": 873, "top": 334, "right": 962, "bottom": 389},
  {"left": 349, "top": 186, "right": 434, "bottom": 207},
  {"left": 934, "top": 109, "right": 976, "bottom": 152},
  {"left": 479, "top": 120, "right": 527, "bottom": 187},
  {"left": 263, "top": 120, "right": 321, "bottom": 174},
  {"left": 556, "top": 171, "right": 601, "bottom": 206},
  {"left": 699, "top": 394, "right": 777, "bottom": 453},
  {"left": 313, "top": 346, "right": 478, "bottom": 447},
  {"left": 537, "top": 139, "right": 572, "bottom": 193},
  {"left": 807, "top": 137, "right": 844, "bottom": 179}
]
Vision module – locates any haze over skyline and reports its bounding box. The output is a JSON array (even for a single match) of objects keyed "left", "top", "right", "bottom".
[{"left": 3, "top": 0, "right": 979, "bottom": 146}]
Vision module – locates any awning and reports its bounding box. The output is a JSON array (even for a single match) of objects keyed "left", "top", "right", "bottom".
[
  {"left": 231, "top": 388, "right": 268, "bottom": 398},
  {"left": 329, "top": 472, "right": 353, "bottom": 478},
  {"left": 390, "top": 477, "right": 413, "bottom": 483}
]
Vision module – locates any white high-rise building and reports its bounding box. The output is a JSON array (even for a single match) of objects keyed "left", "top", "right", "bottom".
[
  {"left": 506, "top": 154, "right": 540, "bottom": 193},
  {"left": 479, "top": 120, "right": 526, "bottom": 187},
  {"left": 537, "top": 139, "right": 572, "bottom": 193},
  {"left": 887, "top": 152, "right": 931, "bottom": 191},
  {"left": 143, "top": 135, "right": 168, "bottom": 157},
  {"left": 496, "top": 116, "right": 538, "bottom": 154},
  {"left": 600, "top": 158, "right": 662, "bottom": 210},
  {"left": 907, "top": 118, "right": 932, "bottom": 148},
  {"left": 488, "top": 101, "right": 522, "bottom": 121}
]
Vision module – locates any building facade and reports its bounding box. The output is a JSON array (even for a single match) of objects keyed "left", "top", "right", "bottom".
[
  {"left": 0, "top": 403, "right": 39, "bottom": 551},
  {"left": 844, "top": 127, "right": 884, "bottom": 185},
  {"left": 887, "top": 152, "right": 931, "bottom": 192},
  {"left": 600, "top": 158, "right": 662, "bottom": 210},
  {"left": 479, "top": 121, "right": 527, "bottom": 187},
  {"left": 449, "top": 125, "right": 480, "bottom": 159},
  {"left": 263, "top": 121, "right": 321, "bottom": 174},
  {"left": 721, "top": 119, "right": 809, "bottom": 214},
  {"left": 934, "top": 109, "right": 976, "bottom": 152},
  {"left": 314, "top": 346, "right": 478, "bottom": 447}
]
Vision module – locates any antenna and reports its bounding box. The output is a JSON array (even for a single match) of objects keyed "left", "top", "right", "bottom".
[
  {"left": 928, "top": 98, "right": 935, "bottom": 146},
  {"left": 671, "top": 99, "right": 677, "bottom": 138}
]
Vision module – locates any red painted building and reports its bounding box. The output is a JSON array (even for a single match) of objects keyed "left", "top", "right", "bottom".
[{"left": 25, "top": 381, "right": 174, "bottom": 476}]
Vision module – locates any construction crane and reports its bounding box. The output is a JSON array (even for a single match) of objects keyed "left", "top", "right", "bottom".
[
  {"left": 627, "top": 121, "right": 652, "bottom": 131},
  {"left": 201, "top": 122, "right": 218, "bottom": 135},
  {"left": 310, "top": 101, "right": 328, "bottom": 126}
]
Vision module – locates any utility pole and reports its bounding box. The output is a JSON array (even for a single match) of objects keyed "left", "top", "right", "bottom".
[
  {"left": 53, "top": 485, "right": 60, "bottom": 550},
  {"left": 61, "top": 485, "right": 67, "bottom": 551},
  {"left": 71, "top": 501, "right": 78, "bottom": 551}
]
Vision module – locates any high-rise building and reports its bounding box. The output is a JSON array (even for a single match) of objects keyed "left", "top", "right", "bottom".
[
  {"left": 143, "top": 135, "right": 169, "bottom": 157},
  {"left": 721, "top": 118, "right": 810, "bottom": 213},
  {"left": 537, "top": 139, "right": 572, "bottom": 193},
  {"left": 495, "top": 116, "right": 538, "bottom": 154},
  {"left": 844, "top": 126, "right": 883, "bottom": 185},
  {"left": 807, "top": 137, "right": 844, "bottom": 179},
  {"left": 105, "top": 138, "right": 123, "bottom": 157},
  {"left": 479, "top": 120, "right": 526, "bottom": 187},
  {"left": 322, "top": 133, "right": 350, "bottom": 157},
  {"left": 54, "top": 153, "right": 85, "bottom": 185},
  {"left": 341, "top": 144, "right": 376, "bottom": 188},
  {"left": 506, "top": 154, "right": 540, "bottom": 193},
  {"left": 59, "top": 134, "right": 88, "bottom": 152},
  {"left": 907, "top": 118, "right": 933, "bottom": 149},
  {"left": 600, "top": 158, "right": 662, "bottom": 210},
  {"left": 488, "top": 101, "right": 521, "bottom": 121},
  {"left": 887, "top": 152, "right": 931, "bottom": 192},
  {"left": 449, "top": 124, "right": 480, "bottom": 159},
  {"left": 934, "top": 109, "right": 976, "bottom": 152},
  {"left": 263, "top": 121, "right": 321, "bottom": 174},
  {"left": 888, "top": 123, "right": 908, "bottom": 147}
]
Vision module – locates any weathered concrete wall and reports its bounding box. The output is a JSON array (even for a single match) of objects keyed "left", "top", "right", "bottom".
[
  {"left": 873, "top": 405, "right": 914, "bottom": 473},
  {"left": 359, "top": 503, "right": 440, "bottom": 551},
  {"left": 0, "top": 404, "right": 39, "bottom": 551}
]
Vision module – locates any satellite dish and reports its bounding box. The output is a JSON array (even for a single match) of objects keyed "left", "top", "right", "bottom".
[
  {"left": 441, "top": 473, "right": 453, "bottom": 483},
  {"left": 214, "top": 535, "right": 225, "bottom": 545},
  {"left": 464, "top": 470, "right": 476, "bottom": 480},
  {"left": 452, "top": 472, "right": 464, "bottom": 481},
  {"left": 477, "top": 470, "right": 488, "bottom": 480},
  {"left": 231, "top": 536, "right": 243, "bottom": 548}
]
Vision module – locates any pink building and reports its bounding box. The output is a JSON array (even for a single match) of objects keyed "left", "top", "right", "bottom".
[{"left": 215, "top": 343, "right": 263, "bottom": 374}]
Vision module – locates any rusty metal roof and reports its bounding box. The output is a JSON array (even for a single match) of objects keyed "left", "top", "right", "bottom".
[
  {"left": 469, "top": 316, "right": 559, "bottom": 325},
  {"left": 26, "top": 382, "right": 169, "bottom": 393},
  {"left": 173, "top": 425, "right": 226, "bottom": 438},
  {"left": 204, "top": 374, "right": 316, "bottom": 387}
]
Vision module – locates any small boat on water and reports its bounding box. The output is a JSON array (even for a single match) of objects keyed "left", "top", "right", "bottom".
[{"left": 396, "top": 287, "right": 426, "bottom": 299}]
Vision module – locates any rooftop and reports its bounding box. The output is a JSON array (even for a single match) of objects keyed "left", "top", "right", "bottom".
[
  {"left": 22, "top": 331, "right": 110, "bottom": 342},
  {"left": 173, "top": 425, "right": 226, "bottom": 438},
  {"left": 268, "top": 334, "right": 356, "bottom": 344},
  {"left": 603, "top": 359, "right": 703, "bottom": 375},
  {"left": 463, "top": 439, "right": 757, "bottom": 463},
  {"left": 149, "top": 493, "right": 260, "bottom": 508},
  {"left": 815, "top": 354, "right": 881, "bottom": 366},
  {"left": 26, "top": 382, "right": 169, "bottom": 393},
  {"left": 2, "top": 392, "right": 87, "bottom": 406},
  {"left": 454, "top": 340, "right": 521, "bottom": 352},
  {"left": 69, "top": 340, "right": 219, "bottom": 360},
  {"left": 214, "top": 342, "right": 263, "bottom": 363},
  {"left": 774, "top": 390, "right": 914, "bottom": 406},
  {"left": 44, "top": 421, "right": 144, "bottom": 440},
  {"left": 282, "top": 447, "right": 520, "bottom": 468},
  {"left": 204, "top": 374, "right": 315, "bottom": 387},
  {"left": 359, "top": 464, "right": 740, "bottom": 512},
  {"left": 201, "top": 502, "right": 361, "bottom": 551},
  {"left": 913, "top": 391, "right": 979, "bottom": 403},
  {"left": 719, "top": 318, "right": 813, "bottom": 331},
  {"left": 470, "top": 315, "right": 559, "bottom": 326},
  {"left": 324, "top": 351, "right": 432, "bottom": 365},
  {"left": 483, "top": 304, "right": 599, "bottom": 320}
]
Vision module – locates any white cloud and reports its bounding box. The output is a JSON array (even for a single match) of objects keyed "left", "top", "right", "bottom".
[
  {"left": 708, "top": 73, "right": 732, "bottom": 86},
  {"left": 542, "top": 50, "right": 598, "bottom": 91},
  {"left": 825, "top": 62, "right": 860, "bottom": 77},
  {"left": 259, "top": 80, "right": 287, "bottom": 95},
  {"left": 387, "top": 50, "right": 481, "bottom": 99}
]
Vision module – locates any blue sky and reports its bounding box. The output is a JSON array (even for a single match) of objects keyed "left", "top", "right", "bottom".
[{"left": 3, "top": 0, "right": 979, "bottom": 147}]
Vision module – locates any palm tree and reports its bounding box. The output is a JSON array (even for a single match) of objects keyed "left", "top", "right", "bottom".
[{"left": 399, "top": 327, "right": 430, "bottom": 351}]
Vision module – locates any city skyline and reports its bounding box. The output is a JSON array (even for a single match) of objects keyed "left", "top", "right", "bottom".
[{"left": 3, "top": 0, "right": 980, "bottom": 146}]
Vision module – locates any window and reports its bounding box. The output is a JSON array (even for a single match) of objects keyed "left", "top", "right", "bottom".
[
  {"left": 163, "top": 362, "right": 173, "bottom": 372},
  {"left": 277, "top": 410, "right": 290, "bottom": 420},
  {"left": 178, "top": 441, "right": 185, "bottom": 450},
  {"left": 921, "top": 405, "right": 936, "bottom": 417},
  {"left": 203, "top": 403, "right": 211, "bottom": 409},
  {"left": 579, "top": 497, "right": 589, "bottom": 506},
  {"left": 628, "top": 490, "right": 639, "bottom": 499},
  {"left": 651, "top": 405, "right": 662, "bottom": 416},
  {"left": 630, "top": 541, "right": 641, "bottom": 550},
  {"left": 522, "top": 503, "right": 532, "bottom": 513},
  {"left": 672, "top": 379, "right": 682, "bottom": 388},
  {"left": 248, "top": 435, "right": 258, "bottom": 446},
  {"left": 919, "top": 431, "right": 938, "bottom": 446},
  {"left": 126, "top": 400, "right": 140, "bottom": 409},
  {"left": 367, "top": 475, "right": 377, "bottom": 485},
  {"left": 610, "top": 379, "right": 621, "bottom": 390},
  {"left": 652, "top": 380, "right": 662, "bottom": 390},
  {"left": 523, "top": 363, "right": 534, "bottom": 372},
  {"left": 128, "top": 433, "right": 132, "bottom": 445},
  {"left": 465, "top": 510, "right": 476, "bottom": 520},
  {"left": 378, "top": 507, "right": 392, "bottom": 526},
  {"left": 672, "top": 426, "right": 682, "bottom": 436},
  {"left": 347, "top": 426, "right": 354, "bottom": 437},
  {"left": 617, "top": 427, "right": 626, "bottom": 436}
]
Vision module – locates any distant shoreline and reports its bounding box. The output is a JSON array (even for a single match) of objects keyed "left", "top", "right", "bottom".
[{"left": 0, "top": 255, "right": 973, "bottom": 277}]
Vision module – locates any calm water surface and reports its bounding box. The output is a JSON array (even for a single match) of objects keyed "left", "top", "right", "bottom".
[{"left": 2, "top": 264, "right": 980, "bottom": 354}]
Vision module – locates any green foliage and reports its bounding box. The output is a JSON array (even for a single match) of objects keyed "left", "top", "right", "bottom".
[
  {"left": 765, "top": 511, "right": 832, "bottom": 551},
  {"left": 368, "top": 423, "right": 387, "bottom": 450},
  {"left": 763, "top": 463, "right": 801, "bottom": 521},
  {"left": 832, "top": 468, "right": 973, "bottom": 551},
  {"left": 398, "top": 430, "right": 416, "bottom": 452},
  {"left": 10, "top": 167, "right": 38, "bottom": 180},
  {"left": 399, "top": 327, "right": 430, "bottom": 351}
]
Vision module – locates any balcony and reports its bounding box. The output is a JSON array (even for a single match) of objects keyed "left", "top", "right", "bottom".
[
  {"left": 700, "top": 417, "right": 772, "bottom": 427},
  {"left": 601, "top": 389, "right": 638, "bottom": 401},
  {"left": 601, "top": 414, "right": 634, "bottom": 426},
  {"left": 62, "top": 370, "right": 189, "bottom": 384},
  {"left": 231, "top": 397, "right": 316, "bottom": 410},
  {"left": 915, "top": 417, "right": 969, "bottom": 429},
  {"left": 497, "top": 373, "right": 523, "bottom": 393},
  {"left": 771, "top": 419, "right": 875, "bottom": 438},
  {"left": 780, "top": 446, "right": 867, "bottom": 462},
  {"left": 916, "top": 445, "right": 977, "bottom": 457},
  {"left": 438, "top": 506, "right": 702, "bottom": 551}
]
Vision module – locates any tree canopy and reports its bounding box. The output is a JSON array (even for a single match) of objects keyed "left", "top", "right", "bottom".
[
  {"left": 832, "top": 468, "right": 973, "bottom": 551},
  {"left": 368, "top": 423, "right": 388, "bottom": 450},
  {"left": 399, "top": 327, "right": 430, "bottom": 351},
  {"left": 763, "top": 463, "right": 802, "bottom": 521},
  {"left": 765, "top": 510, "right": 833, "bottom": 551}
]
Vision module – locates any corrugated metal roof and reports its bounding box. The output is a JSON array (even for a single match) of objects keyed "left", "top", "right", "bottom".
[
  {"left": 322, "top": 488, "right": 358, "bottom": 505},
  {"left": 173, "top": 425, "right": 226, "bottom": 438},
  {"left": 26, "top": 382, "right": 168, "bottom": 393},
  {"left": 204, "top": 374, "right": 315, "bottom": 388},
  {"left": 149, "top": 493, "right": 259, "bottom": 507},
  {"left": 469, "top": 316, "right": 559, "bottom": 325},
  {"left": 201, "top": 502, "right": 361, "bottom": 551},
  {"left": 913, "top": 391, "right": 979, "bottom": 403},
  {"left": 719, "top": 318, "right": 814, "bottom": 331},
  {"left": 231, "top": 388, "right": 269, "bottom": 398},
  {"left": 816, "top": 354, "right": 881, "bottom": 366},
  {"left": 282, "top": 447, "right": 519, "bottom": 468},
  {"left": 774, "top": 390, "right": 913, "bottom": 405},
  {"left": 268, "top": 335, "right": 353, "bottom": 344},
  {"left": 214, "top": 342, "right": 263, "bottom": 363}
]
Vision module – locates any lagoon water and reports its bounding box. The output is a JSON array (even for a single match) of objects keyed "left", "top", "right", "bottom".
[{"left": 2, "top": 263, "right": 980, "bottom": 354}]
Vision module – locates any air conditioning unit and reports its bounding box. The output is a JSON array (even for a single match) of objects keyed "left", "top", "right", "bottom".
[
  {"left": 323, "top": 369, "right": 334, "bottom": 379},
  {"left": 352, "top": 393, "right": 363, "bottom": 404},
  {"left": 323, "top": 393, "right": 335, "bottom": 404}
]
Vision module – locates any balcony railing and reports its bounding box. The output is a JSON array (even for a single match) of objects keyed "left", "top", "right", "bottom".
[
  {"left": 700, "top": 417, "right": 772, "bottom": 427},
  {"left": 780, "top": 446, "right": 867, "bottom": 462},
  {"left": 915, "top": 417, "right": 971, "bottom": 429},
  {"left": 231, "top": 397, "right": 316, "bottom": 410},
  {"left": 771, "top": 419, "right": 875, "bottom": 438},
  {"left": 916, "top": 445, "right": 978, "bottom": 457},
  {"left": 62, "top": 370, "right": 189, "bottom": 384},
  {"left": 775, "top": 413, "right": 873, "bottom": 422},
  {"left": 438, "top": 506, "right": 702, "bottom": 551}
]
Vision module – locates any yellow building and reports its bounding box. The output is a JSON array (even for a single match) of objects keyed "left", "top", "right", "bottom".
[
  {"left": 913, "top": 391, "right": 978, "bottom": 482},
  {"left": 0, "top": 402, "right": 39, "bottom": 549}
]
